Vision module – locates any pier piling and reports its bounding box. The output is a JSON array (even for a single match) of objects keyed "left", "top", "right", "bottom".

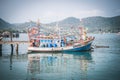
[
  {"left": 16, "top": 44, "right": 19, "bottom": 55},
  {"left": 10, "top": 32, "right": 14, "bottom": 55},
  {"left": 0, "top": 44, "right": 2, "bottom": 56},
  {"left": 10, "top": 49, "right": 13, "bottom": 70},
  {"left": 11, "top": 44, "right": 14, "bottom": 55}
]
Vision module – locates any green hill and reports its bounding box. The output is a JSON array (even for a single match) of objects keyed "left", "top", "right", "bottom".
[
  {"left": 0, "top": 18, "right": 12, "bottom": 32},
  {"left": 82, "top": 16, "right": 120, "bottom": 32}
]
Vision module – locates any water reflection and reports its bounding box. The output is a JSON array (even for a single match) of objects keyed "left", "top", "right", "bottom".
[
  {"left": 10, "top": 51, "right": 13, "bottom": 70},
  {"left": 27, "top": 52, "right": 94, "bottom": 80},
  {"left": 0, "top": 50, "right": 94, "bottom": 80}
]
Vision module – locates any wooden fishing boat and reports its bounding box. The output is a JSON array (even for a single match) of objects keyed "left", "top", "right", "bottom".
[
  {"left": 27, "top": 21, "right": 94, "bottom": 52},
  {"left": 28, "top": 40, "right": 93, "bottom": 52}
]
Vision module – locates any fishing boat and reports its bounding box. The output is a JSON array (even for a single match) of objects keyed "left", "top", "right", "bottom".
[{"left": 27, "top": 21, "right": 95, "bottom": 52}]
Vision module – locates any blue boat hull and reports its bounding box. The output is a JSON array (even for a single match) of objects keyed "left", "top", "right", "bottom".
[
  {"left": 28, "top": 40, "right": 93, "bottom": 52},
  {"left": 63, "top": 42, "right": 92, "bottom": 52}
]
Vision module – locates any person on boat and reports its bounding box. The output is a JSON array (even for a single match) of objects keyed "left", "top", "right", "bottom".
[
  {"left": 33, "top": 39, "right": 36, "bottom": 47},
  {"left": 33, "top": 39, "right": 39, "bottom": 47},
  {"left": 57, "top": 40, "right": 60, "bottom": 47},
  {"left": 36, "top": 39, "right": 40, "bottom": 47},
  {"left": 29, "top": 39, "right": 34, "bottom": 47},
  {"left": 63, "top": 37, "right": 67, "bottom": 46}
]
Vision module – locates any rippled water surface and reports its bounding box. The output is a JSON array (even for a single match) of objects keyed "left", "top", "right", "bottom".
[{"left": 0, "top": 33, "right": 120, "bottom": 80}]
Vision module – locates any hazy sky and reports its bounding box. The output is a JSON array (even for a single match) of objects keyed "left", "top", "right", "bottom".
[{"left": 0, "top": 0, "right": 120, "bottom": 23}]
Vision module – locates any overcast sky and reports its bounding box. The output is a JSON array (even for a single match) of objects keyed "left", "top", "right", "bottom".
[{"left": 0, "top": 0, "right": 120, "bottom": 23}]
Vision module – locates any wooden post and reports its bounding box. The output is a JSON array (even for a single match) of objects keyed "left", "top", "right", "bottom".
[
  {"left": 0, "top": 37, "right": 2, "bottom": 56},
  {"left": 10, "top": 32, "right": 13, "bottom": 41},
  {"left": 10, "top": 32, "right": 13, "bottom": 70},
  {"left": 11, "top": 44, "right": 13, "bottom": 55},
  {"left": 0, "top": 44, "right": 2, "bottom": 57},
  {"left": 10, "top": 32, "right": 13, "bottom": 55},
  {"left": 10, "top": 50, "right": 13, "bottom": 70},
  {"left": 10, "top": 31, "right": 13, "bottom": 70},
  {"left": 16, "top": 44, "right": 18, "bottom": 55}
]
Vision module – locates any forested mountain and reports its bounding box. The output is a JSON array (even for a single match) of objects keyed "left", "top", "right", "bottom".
[{"left": 0, "top": 16, "right": 120, "bottom": 33}]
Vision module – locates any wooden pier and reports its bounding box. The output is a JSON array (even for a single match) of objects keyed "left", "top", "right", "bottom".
[
  {"left": 0, "top": 41, "right": 29, "bottom": 44},
  {"left": 0, "top": 41, "right": 29, "bottom": 56},
  {"left": 0, "top": 32, "right": 29, "bottom": 56}
]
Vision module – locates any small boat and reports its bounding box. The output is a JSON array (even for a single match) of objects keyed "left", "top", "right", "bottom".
[
  {"left": 117, "top": 32, "right": 120, "bottom": 35},
  {"left": 27, "top": 21, "right": 95, "bottom": 52}
]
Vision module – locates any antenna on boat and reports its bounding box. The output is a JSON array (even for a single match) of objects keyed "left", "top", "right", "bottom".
[{"left": 36, "top": 18, "right": 40, "bottom": 34}]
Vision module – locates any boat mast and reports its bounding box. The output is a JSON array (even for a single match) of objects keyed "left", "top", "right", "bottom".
[
  {"left": 56, "top": 22, "right": 61, "bottom": 47},
  {"left": 28, "top": 20, "right": 33, "bottom": 41},
  {"left": 36, "top": 19, "right": 40, "bottom": 33},
  {"left": 79, "top": 19, "right": 87, "bottom": 42},
  {"left": 79, "top": 19, "right": 84, "bottom": 41}
]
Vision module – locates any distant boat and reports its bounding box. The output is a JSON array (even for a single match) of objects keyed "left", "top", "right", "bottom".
[
  {"left": 117, "top": 32, "right": 120, "bottom": 35},
  {"left": 27, "top": 21, "right": 95, "bottom": 52}
]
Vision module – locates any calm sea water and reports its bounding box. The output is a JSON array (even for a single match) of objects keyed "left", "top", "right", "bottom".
[{"left": 0, "top": 33, "right": 120, "bottom": 80}]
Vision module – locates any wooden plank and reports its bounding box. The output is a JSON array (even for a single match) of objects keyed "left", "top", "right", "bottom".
[{"left": 0, "top": 41, "right": 29, "bottom": 44}]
